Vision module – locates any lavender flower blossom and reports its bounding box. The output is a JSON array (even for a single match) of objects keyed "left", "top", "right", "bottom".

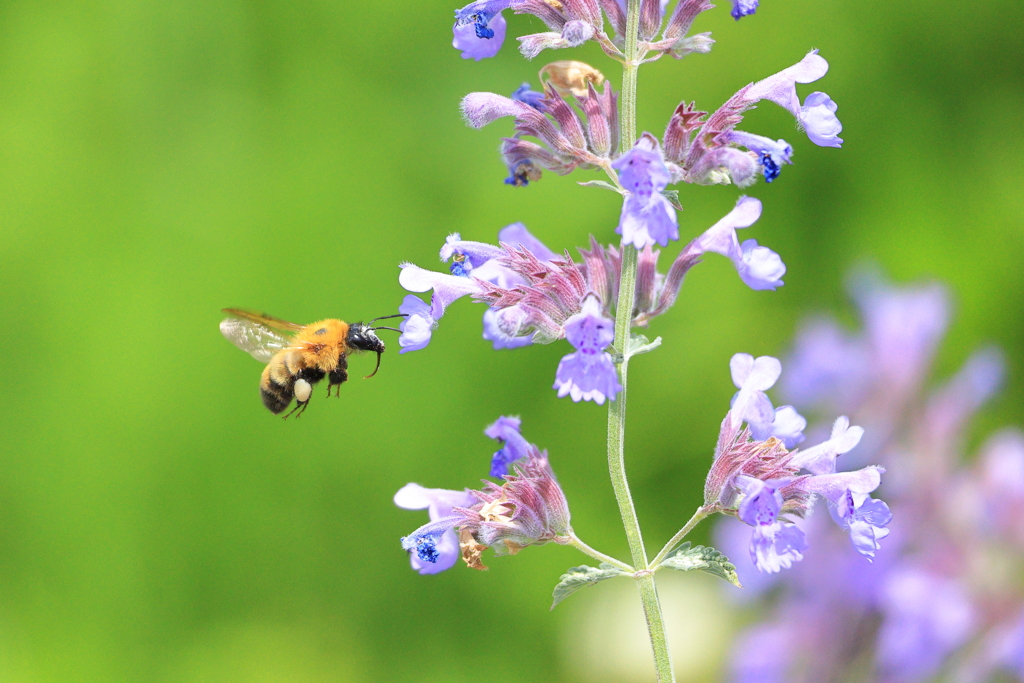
[
  {"left": 612, "top": 133, "right": 679, "bottom": 248},
  {"left": 667, "top": 51, "right": 841, "bottom": 186},
  {"left": 395, "top": 484, "right": 478, "bottom": 574},
  {"left": 453, "top": 0, "right": 511, "bottom": 60},
  {"left": 553, "top": 296, "right": 622, "bottom": 404},
  {"left": 729, "top": 352, "right": 782, "bottom": 433},
  {"left": 486, "top": 415, "right": 531, "bottom": 477},
  {"left": 829, "top": 488, "right": 892, "bottom": 560},
  {"left": 735, "top": 475, "right": 808, "bottom": 573},
  {"left": 399, "top": 225, "right": 557, "bottom": 350},
  {"left": 685, "top": 196, "right": 786, "bottom": 291},
  {"left": 462, "top": 73, "right": 619, "bottom": 183},
  {"left": 398, "top": 294, "right": 435, "bottom": 353},
  {"left": 704, "top": 353, "right": 885, "bottom": 574},
  {"left": 454, "top": 447, "right": 573, "bottom": 569},
  {"left": 730, "top": 0, "right": 758, "bottom": 20}
]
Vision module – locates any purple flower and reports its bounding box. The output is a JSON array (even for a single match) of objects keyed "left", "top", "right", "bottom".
[
  {"left": 850, "top": 269, "right": 949, "bottom": 394},
  {"left": 726, "top": 131, "right": 792, "bottom": 182},
  {"left": 485, "top": 415, "right": 530, "bottom": 477},
  {"left": 395, "top": 484, "right": 477, "bottom": 574},
  {"left": 799, "top": 92, "right": 843, "bottom": 147},
  {"left": 399, "top": 263, "right": 484, "bottom": 315},
  {"left": 730, "top": 0, "right": 759, "bottom": 20},
  {"left": 781, "top": 316, "right": 871, "bottom": 410},
  {"left": 736, "top": 475, "right": 807, "bottom": 573},
  {"left": 729, "top": 352, "right": 782, "bottom": 433},
  {"left": 830, "top": 489, "right": 891, "bottom": 559},
  {"left": 788, "top": 416, "right": 865, "bottom": 475},
  {"left": 767, "top": 405, "right": 806, "bottom": 448},
  {"left": 877, "top": 568, "right": 977, "bottom": 682},
  {"left": 686, "top": 196, "right": 785, "bottom": 291},
  {"left": 397, "top": 294, "right": 435, "bottom": 353},
  {"left": 482, "top": 306, "right": 534, "bottom": 348},
  {"left": 612, "top": 133, "right": 679, "bottom": 248},
  {"left": 511, "top": 82, "right": 547, "bottom": 111},
  {"left": 453, "top": 0, "right": 510, "bottom": 60},
  {"left": 454, "top": 448, "right": 573, "bottom": 569},
  {"left": 674, "top": 51, "right": 840, "bottom": 185},
  {"left": 744, "top": 50, "right": 830, "bottom": 119},
  {"left": 400, "top": 226, "right": 559, "bottom": 351},
  {"left": 553, "top": 296, "right": 622, "bottom": 404}
]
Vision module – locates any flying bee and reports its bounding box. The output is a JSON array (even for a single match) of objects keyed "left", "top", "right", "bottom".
[{"left": 219, "top": 308, "right": 404, "bottom": 418}]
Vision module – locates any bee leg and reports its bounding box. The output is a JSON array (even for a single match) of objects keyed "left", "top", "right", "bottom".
[
  {"left": 283, "top": 378, "right": 313, "bottom": 419},
  {"left": 328, "top": 358, "right": 348, "bottom": 398},
  {"left": 282, "top": 397, "right": 309, "bottom": 419}
]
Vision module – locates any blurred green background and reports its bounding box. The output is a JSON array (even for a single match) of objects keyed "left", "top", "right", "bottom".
[{"left": 0, "top": 0, "right": 1021, "bottom": 681}]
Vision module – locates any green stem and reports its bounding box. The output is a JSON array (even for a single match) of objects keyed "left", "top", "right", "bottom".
[
  {"left": 604, "top": 2, "right": 675, "bottom": 681},
  {"left": 649, "top": 505, "right": 716, "bottom": 569},
  {"left": 567, "top": 533, "right": 635, "bottom": 572}
]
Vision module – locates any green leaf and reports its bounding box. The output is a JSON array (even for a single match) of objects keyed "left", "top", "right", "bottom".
[
  {"left": 660, "top": 189, "right": 683, "bottom": 211},
  {"left": 626, "top": 333, "right": 662, "bottom": 358},
  {"left": 577, "top": 180, "right": 623, "bottom": 194},
  {"left": 551, "top": 563, "right": 627, "bottom": 609},
  {"left": 658, "top": 542, "right": 742, "bottom": 588}
]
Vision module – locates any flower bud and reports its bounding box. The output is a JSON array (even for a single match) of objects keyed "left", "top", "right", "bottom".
[{"left": 539, "top": 60, "right": 605, "bottom": 98}]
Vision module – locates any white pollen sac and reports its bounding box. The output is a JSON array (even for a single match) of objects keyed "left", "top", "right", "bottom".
[{"left": 294, "top": 378, "right": 312, "bottom": 403}]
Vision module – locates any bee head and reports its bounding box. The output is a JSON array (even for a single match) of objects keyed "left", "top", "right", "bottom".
[
  {"left": 348, "top": 314, "right": 406, "bottom": 379},
  {"left": 346, "top": 323, "right": 386, "bottom": 355}
]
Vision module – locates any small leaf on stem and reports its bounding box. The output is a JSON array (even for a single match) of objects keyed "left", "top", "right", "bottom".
[
  {"left": 626, "top": 333, "right": 662, "bottom": 358},
  {"left": 658, "top": 542, "right": 742, "bottom": 587},
  {"left": 551, "top": 563, "right": 628, "bottom": 609}
]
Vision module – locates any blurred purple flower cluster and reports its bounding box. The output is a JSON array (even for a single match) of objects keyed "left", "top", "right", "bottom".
[{"left": 716, "top": 269, "right": 1024, "bottom": 683}]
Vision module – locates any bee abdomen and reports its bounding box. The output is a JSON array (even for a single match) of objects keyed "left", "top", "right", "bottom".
[
  {"left": 260, "top": 377, "right": 293, "bottom": 414},
  {"left": 260, "top": 362, "right": 294, "bottom": 414}
]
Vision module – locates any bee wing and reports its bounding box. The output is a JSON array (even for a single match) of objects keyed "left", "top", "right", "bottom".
[{"left": 220, "top": 309, "right": 302, "bottom": 363}]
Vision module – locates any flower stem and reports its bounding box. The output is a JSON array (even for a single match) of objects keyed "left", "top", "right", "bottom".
[
  {"left": 604, "top": 2, "right": 675, "bottom": 681},
  {"left": 649, "top": 505, "right": 716, "bottom": 569},
  {"left": 567, "top": 533, "right": 634, "bottom": 572}
]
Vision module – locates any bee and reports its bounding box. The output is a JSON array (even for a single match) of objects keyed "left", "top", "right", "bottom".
[{"left": 219, "top": 308, "right": 404, "bottom": 418}]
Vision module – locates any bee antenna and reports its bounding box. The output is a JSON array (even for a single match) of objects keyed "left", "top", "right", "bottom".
[
  {"left": 370, "top": 326, "right": 402, "bottom": 333},
  {"left": 363, "top": 351, "right": 383, "bottom": 379},
  {"left": 368, "top": 313, "right": 408, "bottom": 324}
]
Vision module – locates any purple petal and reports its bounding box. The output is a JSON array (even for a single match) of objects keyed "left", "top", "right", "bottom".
[
  {"left": 398, "top": 263, "right": 483, "bottom": 314},
  {"left": 788, "top": 415, "right": 864, "bottom": 475},
  {"left": 799, "top": 92, "right": 843, "bottom": 147},
  {"left": 737, "top": 239, "right": 786, "bottom": 291},
  {"left": 736, "top": 476, "right": 782, "bottom": 527},
  {"left": 744, "top": 50, "right": 830, "bottom": 117},
  {"left": 485, "top": 415, "right": 532, "bottom": 477},
  {"left": 398, "top": 295, "right": 435, "bottom": 353},
  {"left": 769, "top": 405, "right": 806, "bottom": 447},
  {"left": 730, "top": 0, "right": 759, "bottom": 20},
  {"left": 553, "top": 350, "right": 621, "bottom": 404},
  {"left": 439, "top": 232, "right": 506, "bottom": 267},
  {"left": 498, "top": 222, "right": 557, "bottom": 261},
  {"left": 482, "top": 307, "right": 534, "bottom": 349},
  {"left": 453, "top": 3, "right": 509, "bottom": 61},
  {"left": 749, "top": 521, "right": 807, "bottom": 573},
  {"left": 691, "top": 195, "right": 763, "bottom": 261},
  {"left": 460, "top": 92, "right": 524, "bottom": 128}
]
